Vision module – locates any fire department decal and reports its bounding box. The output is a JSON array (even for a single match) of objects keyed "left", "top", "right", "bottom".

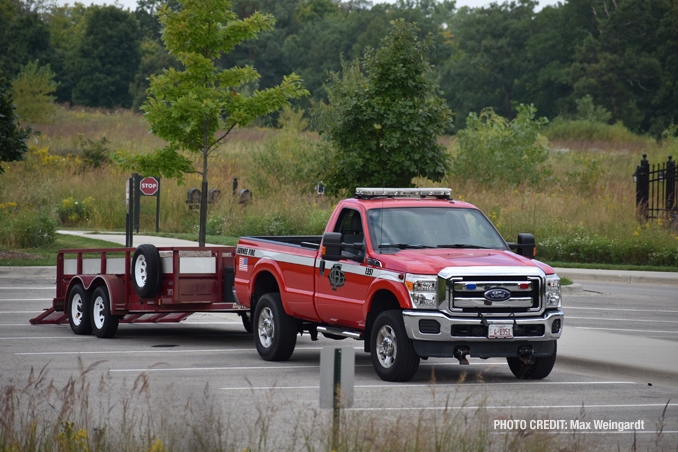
[{"left": 328, "top": 264, "right": 345, "bottom": 291}]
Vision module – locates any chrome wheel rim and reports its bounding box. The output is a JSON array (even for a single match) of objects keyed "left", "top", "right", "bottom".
[
  {"left": 258, "top": 307, "right": 274, "bottom": 348},
  {"left": 93, "top": 295, "right": 106, "bottom": 330},
  {"left": 135, "top": 255, "right": 147, "bottom": 287},
  {"left": 376, "top": 324, "right": 397, "bottom": 368},
  {"left": 71, "top": 293, "right": 84, "bottom": 326}
]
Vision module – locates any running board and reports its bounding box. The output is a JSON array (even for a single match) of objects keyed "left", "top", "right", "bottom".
[{"left": 316, "top": 326, "right": 363, "bottom": 340}]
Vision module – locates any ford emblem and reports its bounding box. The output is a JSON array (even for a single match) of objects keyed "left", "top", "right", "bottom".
[{"left": 484, "top": 288, "right": 511, "bottom": 302}]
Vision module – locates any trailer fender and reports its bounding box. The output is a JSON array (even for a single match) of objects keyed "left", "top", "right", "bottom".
[{"left": 66, "top": 275, "right": 126, "bottom": 315}]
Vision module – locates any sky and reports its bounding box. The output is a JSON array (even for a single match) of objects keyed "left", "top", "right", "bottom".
[{"left": 53, "top": 0, "right": 564, "bottom": 13}]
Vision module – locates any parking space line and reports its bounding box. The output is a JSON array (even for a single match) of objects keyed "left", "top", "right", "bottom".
[
  {"left": 574, "top": 327, "right": 678, "bottom": 334},
  {"left": 565, "top": 306, "right": 678, "bottom": 314},
  {"left": 111, "top": 364, "right": 378, "bottom": 372},
  {"left": 0, "top": 311, "right": 42, "bottom": 313},
  {"left": 0, "top": 298, "right": 53, "bottom": 301},
  {"left": 16, "top": 347, "right": 326, "bottom": 355},
  {"left": 220, "top": 381, "right": 637, "bottom": 391},
  {"left": 0, "top": 336, "right": 84, "bottom": 340},
  {"left": 568, "top": 316, "right": 678, "bottom": 324},
  {"left": 0, "top": 287, "right": 54, "bottom": 290},
  {"left": 348, "top": 402, "right": 677, "bottom": 411}
]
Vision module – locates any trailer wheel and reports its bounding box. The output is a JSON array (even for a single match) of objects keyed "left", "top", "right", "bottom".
[
  {"left": 370, "top": 310, "right": 420, "bottom": 382},
  {"left": 91, "top": 286, "right": 119, "bottom": 338},
  {"left": 132, "top": 244, "right": 162, "bottom": 298},
  {"left": 68, "top": 285, "right": 92, "bottom": 335},
  {"left": 507, "top": 342, "right": 557, "bottom": 380},
  {"left": 240, "top": 312, "right": 252, "bottom": 333},
  {"left": 254, "top": 293, "right": 296, "bottom": 361}
]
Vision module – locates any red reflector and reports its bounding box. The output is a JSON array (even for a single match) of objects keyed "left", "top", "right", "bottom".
[{"left": 519, "top": 283, "right": 530, "bottom": 289}]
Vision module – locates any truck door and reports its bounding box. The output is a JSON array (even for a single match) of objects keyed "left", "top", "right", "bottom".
[{"left": 314, "top": 208, "right": 371, "bottom": 330}]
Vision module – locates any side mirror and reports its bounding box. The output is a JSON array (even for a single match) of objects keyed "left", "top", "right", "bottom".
[
  {"left": 515, "top": 233, "right": 536, "bottom": 259},
  {"left": 321, "top": 232, "right": 343, "bottom": 261}
]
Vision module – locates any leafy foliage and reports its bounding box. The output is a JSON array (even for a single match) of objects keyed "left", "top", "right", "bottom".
[
  {"left": 10, "top": 60, "right": 58, "bottom": 124},
  {"left": 0, "top": 73, "right": 33, "bottom": 174},
  {"left": 76, "top": 135, "right": 112, "bottom": 169},
  {"left": 451, "top": 104, "right": 550, "bottom": 186},
  {"left": 320, "top": 20, "right": 452, "bottom": 194},
  {"left": 115, "top": 0, "right": 308, "bottom": 245},
  {"left": 0, "top": 207, "right": 57, "bottom": 248}
]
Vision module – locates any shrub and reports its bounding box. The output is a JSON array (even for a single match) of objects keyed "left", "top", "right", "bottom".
[
  {"left": 76, "top": 134, "right": 112, "bottom": 169},
  {"left": 56, "top": 196, "right": 95, "bottom": 225},
  {"left": 10, "top": 60, "right": 58, "bottom": 125},
  {"left": 0, "top": 207, "right": 57, "bottom": 248},
  {"left": 451, "top": 104, "right": 551, "bottom": 186}
]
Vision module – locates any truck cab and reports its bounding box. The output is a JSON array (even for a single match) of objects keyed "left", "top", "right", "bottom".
[{"left": 234, "top": 188, "right": 563, "bottom": 382}]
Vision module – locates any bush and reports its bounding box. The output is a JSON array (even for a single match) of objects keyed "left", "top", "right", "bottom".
[
  {"left": 77, "top": 135, "right": 112, "bottom": 169},
  {"left": 0, "top": 207, "right": 57, "bottom": 248},
  {"left": 10, "top": 60, "right": 58, "bottom": 125},
  {"left": 451, "top": 104, "right": 550, "bottom": 186},
  {"left": 56, "top": 196, "right": 95, "bottom": 225}
]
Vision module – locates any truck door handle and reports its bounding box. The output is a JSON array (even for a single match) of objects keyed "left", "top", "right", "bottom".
[{"left": 319, "top": 260, "right": 326, "bottom": 276}]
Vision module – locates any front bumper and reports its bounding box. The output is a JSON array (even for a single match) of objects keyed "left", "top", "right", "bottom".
[{"left": 402, "top": 309, "right": 563, "bottom": 358}]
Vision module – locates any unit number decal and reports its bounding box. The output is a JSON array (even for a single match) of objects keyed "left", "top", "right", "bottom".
[
  {"left": 365, "top": 268, "right": 374, "bottom": 276},
  {"left": 328, "top": 264, "right": 346, "bottom": 291}
]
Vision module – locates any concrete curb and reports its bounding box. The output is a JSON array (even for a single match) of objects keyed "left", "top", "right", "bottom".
[
  {"left": 556, "top": 354, "right": 678, "bottom": 388},
  {"left": 561, "top": 283, "right": 583, "bottom": 296},
  {"left": 554, "top": 267, "right": 678, "bottom": 286}
]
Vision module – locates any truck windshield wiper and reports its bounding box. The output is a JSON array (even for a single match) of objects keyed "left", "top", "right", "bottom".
[
  {"left": 436, "top": 244, "right": 492, "bottom": 249},
  {"left": 379, "top": 243, "right": 432, "bottom": 249}
]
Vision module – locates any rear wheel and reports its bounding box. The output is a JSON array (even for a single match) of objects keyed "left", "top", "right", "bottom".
[
  {"left": 507, "top": 342, "right": 557, "bottom": 380},
  {"left": 132, "top": 244, "right": 162, "bottom": 298},
  {"left": 370, "top": 310, "right": 420, "bottom": 382},
  {"left": 90, "top": 286, "right": 119, "bottom": 338},
  {"left": 68, "top": 285, "right": 92, "bottom": 335},
  {"left": 254, "top": 293, "right": 297, "bottom": 361}
]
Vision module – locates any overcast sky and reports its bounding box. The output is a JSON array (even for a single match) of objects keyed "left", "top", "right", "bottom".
[{"left": 53, "top": 0, "right": 564, "bottom": 13}]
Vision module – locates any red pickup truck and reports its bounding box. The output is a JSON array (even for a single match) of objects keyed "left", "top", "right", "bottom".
[{"left": 234, "top": 188, "right": 564, "bottom": 382}]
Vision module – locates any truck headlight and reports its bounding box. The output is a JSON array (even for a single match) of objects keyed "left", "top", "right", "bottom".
[
  {"left": 406, "top": 274, "right": 438, "bottom": 309},
  {"left": 545, "top": 274, "right": 561, "bottom": 308}
]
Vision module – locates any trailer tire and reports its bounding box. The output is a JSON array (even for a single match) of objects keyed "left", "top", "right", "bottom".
[
  {"left": 254, "top": 293, "right": 296, "bottom": 361},
  {"left": 507, "top": 342, "right": 557, "bottom": 380},
  {"left": 68, "top": 284, "right": 92, "bottom": 335},
  {"left": 91, "top": 286, "right": 119, "bottom": 338},
  {"left": 370, "top": 310, "right": 420, "bottom": 382},
  {"left": 132, "top": 244, "right": 162, "bottom": 298}
]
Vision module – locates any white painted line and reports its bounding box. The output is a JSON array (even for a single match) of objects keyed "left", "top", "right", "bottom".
[
  {"left": 0, "top": 336, "right": 84, "bottom": 340},
  {"left": 1, "top": 324, "right": 38, "bottom": 326},
  {"left": 0, "top": 311, "right": 42, "bottom": 313},
  {"left": 15, "top": 346, "right": 330, "bottom": 356},
  {"left": 180, "top": 322, "right": 242, "bottom": 325},
  {"left": 220, "top": 381, "right": 638, "bottom": 391},
  {"left": 0, "top": 298, "right": 53, "bottom": 301},
  {"left": 111, "top": 364, "right": 374, "bottom": 372},
  {"left": 0, "top": 287, "right": 54, "bottom": 290},
  {"left": 568, "top": 316, "right": 678, "bottom": 324},
  {"left": 347, "top": 403, "right": 678, "bottom": 412},
  {"left": 565, "top": 306, "right": 678, "bottom": 314},
  {"left": 573, "top": 327, "right": 678, "bottom": 334}
]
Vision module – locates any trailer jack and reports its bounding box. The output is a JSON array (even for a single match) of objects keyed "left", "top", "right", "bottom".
[
  {"left": 454, "top": 346, "right": 470, "bottom": 365},
  {"left": 518, "top": 346, "right": 535, "bottom": 364}
]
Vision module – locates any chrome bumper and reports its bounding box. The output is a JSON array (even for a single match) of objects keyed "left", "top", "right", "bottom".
[{"left": 402, "top": 309, "right": 564, "bottom": 342}]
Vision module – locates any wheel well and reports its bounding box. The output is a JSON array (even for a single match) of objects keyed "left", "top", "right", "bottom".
[
  {"left": 252, "top": 271, "right": 280, "bottom": 314},
  {"left": 364, "top": 289, "right": 401, "bottom": 353}
]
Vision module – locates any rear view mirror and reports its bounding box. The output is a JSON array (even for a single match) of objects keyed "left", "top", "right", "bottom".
[
  {"left": 321, "top": 232, "right": 343, "bottom": 261},
  {"left": 515, "top": 233, "right": 536, "bottom": 259}
]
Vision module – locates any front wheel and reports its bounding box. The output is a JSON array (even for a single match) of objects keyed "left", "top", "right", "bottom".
[
  {"left": 90, "top": 286, "right": 119, "bottom": 338},
  {"left": 68, "top": 285, "right": 92, "bottom": 335},
  {"left": 370, "top": 310, "right": 420, "bottom": 382},
  {"left": 254, "top": 293, "right": 297, "bottom": 361},
  {"left": 507, "top": 342, "right": 557, "bottom": 380}
]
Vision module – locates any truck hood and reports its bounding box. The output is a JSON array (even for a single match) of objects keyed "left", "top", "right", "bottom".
[{"left": 377, "top": 248, "right": 555, "bottom": 275}]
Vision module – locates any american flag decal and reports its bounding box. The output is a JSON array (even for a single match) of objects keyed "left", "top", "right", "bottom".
[{"left": 238, "top": 257, "right": 248, "bottom": 272}]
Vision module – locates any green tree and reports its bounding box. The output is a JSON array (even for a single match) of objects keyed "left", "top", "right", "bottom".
[
  {"left": 68, "top": 5, "right": 141, "bottom": 108},
  {"left": 0, "top": 73, "right": 34, "bottom": 174},
  {"left": 11, "top": 60, "right": 58, "bottom": 124},
  {"left": 116, "top": 0, "right": 308, "bottom": 246},
  {"left": 319, "top": 20, "right": 452, "bottom": 194}
]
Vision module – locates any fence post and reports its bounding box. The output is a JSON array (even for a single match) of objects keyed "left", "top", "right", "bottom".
[
  {"left": 635, "top": 153, "right": 649, "bottom": 219},
  {"left": 666, "top": 155, "right": 676, "bottom": 214}
]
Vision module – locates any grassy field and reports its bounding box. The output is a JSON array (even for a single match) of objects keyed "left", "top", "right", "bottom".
[
  {"left": 0, "top": 233, "right": 125, "bottom": 266},
  {"left": 1, "top": 104, "right": 677, "bottom": 267}
]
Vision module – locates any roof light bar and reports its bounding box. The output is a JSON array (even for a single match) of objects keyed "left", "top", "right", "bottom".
[{"left": 355, "top": 188, "right": 451, "bottom": 199}]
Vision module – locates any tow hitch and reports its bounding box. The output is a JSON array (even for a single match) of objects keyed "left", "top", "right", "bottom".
[
  {"left": 518, "top": 346, "right": 535, "bottom": 364},
  {"left": 454, "top": 346, "right": 470, "bottom": 365}
]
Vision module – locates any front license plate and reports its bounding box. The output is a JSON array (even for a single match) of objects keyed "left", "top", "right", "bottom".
[{"left": 488, "top": 324, "right": 513, "bottom": 339}]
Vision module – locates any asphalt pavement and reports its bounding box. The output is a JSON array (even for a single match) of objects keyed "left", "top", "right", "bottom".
[{"left": 2, "top": 230, "right": 677, "bottom": 387}]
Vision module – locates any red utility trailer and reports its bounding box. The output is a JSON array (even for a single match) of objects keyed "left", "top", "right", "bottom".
[{"left": 31, "top": 245, "right": 250, "bottom": 337}]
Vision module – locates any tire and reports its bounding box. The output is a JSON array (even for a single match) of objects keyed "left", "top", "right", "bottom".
[
  {"left": 68, "top": 285, "right": 92, "bottom": 335},
  {"left": 132, "top": 244, "right": 162, "bottom": 298},
  {"left": 507, "top": 342, "right": 557, "bottom": 380},
  {"left": 370, "top": 310, "right": 420, "bottom": 382},
  {"left": 240, "top": 312, "right": 252, "bottom": 333},
  {"left": 254, "top": 293, "right": 297, "bottom": 361},
  {"left": 90, "top": 286, "right": 119, "bottom": 338}
]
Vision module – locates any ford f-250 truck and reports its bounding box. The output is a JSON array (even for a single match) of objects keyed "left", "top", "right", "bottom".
[{"left": 234, "top": 188, "right": 564, "bottom": 382}]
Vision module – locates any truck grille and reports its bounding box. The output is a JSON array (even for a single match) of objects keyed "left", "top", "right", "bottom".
[
  {"left": 451, "top": 324, "right": 545, "bottom": 337},
  {"left": 450, "top": 275, "right": 541, "bottom": 313}
]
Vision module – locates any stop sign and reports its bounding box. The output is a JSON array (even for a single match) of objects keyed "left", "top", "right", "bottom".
[{"left": 139, "top": 177, "right": 159, "bottom": 196}]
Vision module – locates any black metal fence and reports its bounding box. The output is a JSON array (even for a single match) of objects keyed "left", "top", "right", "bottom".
[{"left": 634, "top": 153, "right": 677, "bottom": 220}]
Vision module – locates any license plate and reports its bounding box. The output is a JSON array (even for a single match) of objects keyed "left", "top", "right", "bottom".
[{"left": 488, "top": 324, "right": 513, "bottom": 338}]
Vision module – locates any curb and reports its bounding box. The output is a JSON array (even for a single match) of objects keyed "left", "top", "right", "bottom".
[
  {"left": 0, "top": 266, "right": 56, "bottom": 279},
  {"left": 561, "top": 283, "right": 583, "bottom": 296},
  {"left": 556, "top": 354, "right": 678, "bottom": 388},
  {"left": 554, "top": 268, "right": 678, "bottom": 286}
]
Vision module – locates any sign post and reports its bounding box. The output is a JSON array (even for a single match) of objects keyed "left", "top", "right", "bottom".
[
  {"left": 320, "top": 346, "right": 355, "bottom": 450},
  {"left": 133, "top": 175, "right": 161, "bottom": 233}
]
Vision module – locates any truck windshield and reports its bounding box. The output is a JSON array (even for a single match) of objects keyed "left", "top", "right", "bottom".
[{"left": 366, "top": 207, "right": 507, "bottom": 253}]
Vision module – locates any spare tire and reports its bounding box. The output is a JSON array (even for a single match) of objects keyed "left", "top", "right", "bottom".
[{"left": 132, "top": 244, "right": 162, "bottom": 298}]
